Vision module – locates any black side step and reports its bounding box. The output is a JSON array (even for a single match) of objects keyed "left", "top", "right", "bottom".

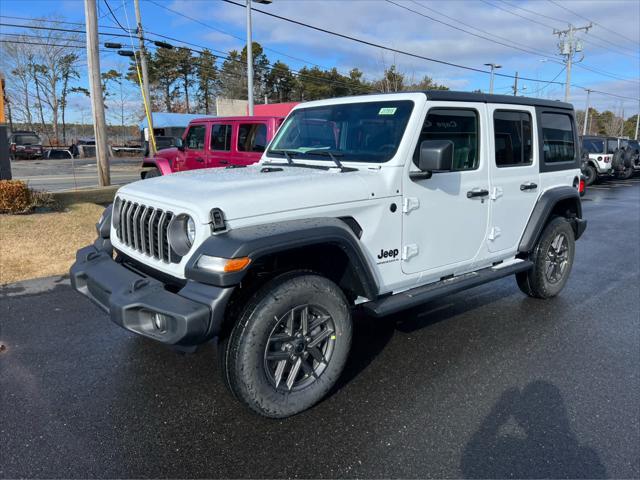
[{"left": 361, "top": 260, "right": 533, "bottom": 318}]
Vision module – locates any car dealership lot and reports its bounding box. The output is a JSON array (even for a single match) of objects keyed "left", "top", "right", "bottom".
[{"left": 1, "top": 180, "right": 638, "bottom": 479}]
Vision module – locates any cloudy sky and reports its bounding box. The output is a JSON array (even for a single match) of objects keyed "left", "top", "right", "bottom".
[{"left": 1, "top": 0, "right": 638, "bottom": 121}]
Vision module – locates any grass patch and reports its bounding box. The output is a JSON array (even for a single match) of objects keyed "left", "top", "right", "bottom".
[{"left": 0, "top": 202, "right": 104, "bottom": 285}]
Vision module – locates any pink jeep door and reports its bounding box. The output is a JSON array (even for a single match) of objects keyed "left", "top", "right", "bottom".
[
  {"left": 181, "top": 123, "right": 208, "bottom": 171},
  {"left": 208, "top": 122, "right": 234, "bottom": 168},
  {"left": 234, "top": 122, "right": 269, "bottom": 166}
]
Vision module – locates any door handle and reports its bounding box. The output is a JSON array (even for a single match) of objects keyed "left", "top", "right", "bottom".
[
  {"left": 219, "top": 160, "right": 229, "bottom": 164},
  {"left": 520, "top": 182, "right": 538, "bottom": 191},
  {"left": 195, "top": 157, "right": 204, "bottom": 163},
  {"left": 467, "top": 188, "right": 489, "bottom": 199}
]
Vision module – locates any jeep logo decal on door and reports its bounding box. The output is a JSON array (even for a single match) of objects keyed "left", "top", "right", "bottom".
[{"left": 377, "top": 248, "right": 399, "bottom": 264}]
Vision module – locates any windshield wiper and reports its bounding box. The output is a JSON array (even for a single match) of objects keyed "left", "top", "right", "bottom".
[
  {"left": 304, "top": 149, "right": 352, "bottom": 172},
  {"left": 269, "top": 149, "right": 296, "bottom": 165}
]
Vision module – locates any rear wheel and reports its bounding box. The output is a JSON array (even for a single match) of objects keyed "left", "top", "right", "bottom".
[
  {"left": 517, "top": 217, "right": 575, "bottom": 299},
  {"left": 584, "top": 165, "right": 597, "bottom": 186},
  {"left": 220, "top": 273, "right": 352, "bottom": 418}
]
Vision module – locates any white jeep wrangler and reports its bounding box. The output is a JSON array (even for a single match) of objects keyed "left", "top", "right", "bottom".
[{"left": 71, "top": 91, "right": 587, "bottom": 418}]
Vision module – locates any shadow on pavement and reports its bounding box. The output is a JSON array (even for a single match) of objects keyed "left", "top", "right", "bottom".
[{"left": 461, "top": 381, "right": 606, "bottom": 479}]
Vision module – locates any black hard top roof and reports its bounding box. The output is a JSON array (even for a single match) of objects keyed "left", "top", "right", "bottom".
[{"left": 413, "top": 90, "right": 574, "bottom": 110}]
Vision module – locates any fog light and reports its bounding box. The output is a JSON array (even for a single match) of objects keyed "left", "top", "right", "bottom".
[{"left": 152, "top": 313, "right": 169, "bottom": 333}]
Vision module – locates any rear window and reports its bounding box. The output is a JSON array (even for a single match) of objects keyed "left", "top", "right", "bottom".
[
  {"left": 211, "top": 124, "right": 232, "bottom": 151},
  {"left": 541, "top": 113, "right": 575, "bottom": 163},
  {"left": 238, "top": 123, "right": 268, "bottom": 152},
  {"left": 13, "top": 135, "right": 40, "bottom": 144}
]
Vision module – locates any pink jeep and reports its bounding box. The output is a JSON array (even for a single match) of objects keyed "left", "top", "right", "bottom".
[{"left": 141, "top": 115, "right": 285, "bottom": 178}]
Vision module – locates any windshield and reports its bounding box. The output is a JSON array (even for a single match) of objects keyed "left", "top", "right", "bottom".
[
  {"left": 267, "top": 100, "right": 414, "bottom": 163},
  {"left": 582, "top": 138, "right": 604, "bottom": 154}
]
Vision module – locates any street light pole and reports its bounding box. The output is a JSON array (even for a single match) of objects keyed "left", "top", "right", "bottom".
[
  {"left": 245, "top": 0, "right": 271, "bottom": 116},
  {"left": 484, "top": 63, "right": 501, "bottom": 94},
  {"left": 246, "top": 0, "right": 254, "bottom": 116}
]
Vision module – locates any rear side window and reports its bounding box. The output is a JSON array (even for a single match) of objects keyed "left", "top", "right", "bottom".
[
  {"left": 238, "top": 123, "right": 268, "bottom": 152},
  {"left": 414, "top": 108, "right": 479, "bottom": 170},
  {"left": 493, "top": 110, "right": 533, "bottom": 167},
  {"left": 541, "top": 113, "right": 575, "bottom": 163},
  {"left": 211, "top": 124, "right": 232, "bottom": 151},
  {"left": 606, "top": 139, "right": 619, "bottom": 153},
  {"left": 582, "top": 138, "right": 604, "bottom": 154},
  {"left": 184, "top": 125, "right": 206, "bottom": 150}
]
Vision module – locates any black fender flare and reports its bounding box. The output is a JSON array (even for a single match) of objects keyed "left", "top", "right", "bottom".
[
  {"left": 518, "top": 186, "right": 585, "bottom": 253},
  {"left": 184, "top": 217, "right": 379, "bottom": 299}
]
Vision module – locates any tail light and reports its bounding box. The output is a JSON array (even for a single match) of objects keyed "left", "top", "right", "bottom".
[
  {"left": 604, "top": 155, "right": 611, "bottom": 163},
  {"left": 10, "top": 143, "right": 16, "bottom": 152},
  {"left": 579, "top": 178, "right": 585, "bottom": 193}
]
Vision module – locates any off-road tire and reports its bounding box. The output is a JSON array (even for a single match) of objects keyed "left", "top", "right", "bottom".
[
  {"left": 620, "top": 166, "right": 634, "bottom": 180},
  {"left": 220, "top": 273, "right": 352, "bottom": 418},
  {"left": 517, "top": 217, "right": 575, "bottom": 299},
  {"left": 144, "top": 168, "right": 161, "bottom": 179},
  {"left": 584, "top": 165, "right": 597, "bottom": 186}
]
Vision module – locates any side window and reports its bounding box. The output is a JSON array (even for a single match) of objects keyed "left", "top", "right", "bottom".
[
  {"left": 210, "top": 124, "right": 232, "bottom": 151},
  {"left": 238, "top": 123, "right": 268, "bottom": 152},
  {"left": 414, "top": 108, "right": 479, "bottom": 170},
  {"left": 607, "top": 139, "right": 618, "bottom": 153},
  {"left": 493, "top": 110, "right": 533, "bottom": 167},
  {"left": 184, "top": 125, "right": 206, "bottom": 150},
  {"left": 541, "top": 113, "right": 575, "bottom": 163}
]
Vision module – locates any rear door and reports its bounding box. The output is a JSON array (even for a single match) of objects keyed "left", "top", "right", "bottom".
[
  {"left": 234, "top": 122, "right": 269, "bottom": 166},
  {"left": 181, "top": 123, "right": 208, "bottom": 171},
  {"left": 208, "top": 122, "right": 233, "bottom": 168},
  {"left": 487, "top": 105, "right": 540, "bottom": 253}
]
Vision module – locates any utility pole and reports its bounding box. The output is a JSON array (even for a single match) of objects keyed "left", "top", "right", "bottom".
[
  {"left": 134, "top": 0, "right": 155, "bottom": 156},
  {"left": 582, "top": 88, "right": 591, "bottom": 136},
  {"left": 635, "top": 105, "right": 639, "bottom": 140},
  {"left": 484, "top": 63, "right": 501, "bottom": 94},
  {"left": 512, "top": 72, "right": 519, "bottom": 96},
  {"left": 246, "top": 0, "right": 255, "bottom": 115},
  {"left": 84, "top": 0, "right": 110, "bottom": 186},
  {"left": 554, "top": 23, "right": 592, "bottom": 103}
]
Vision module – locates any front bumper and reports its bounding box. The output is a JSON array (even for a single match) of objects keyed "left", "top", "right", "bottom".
[{"left": 70, "top": 244, "right": 233, "bottom": 346}]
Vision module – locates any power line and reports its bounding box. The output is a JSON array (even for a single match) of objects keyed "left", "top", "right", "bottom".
[
  {"left": 546, "top": 0, "right": 640, "bottom": 48},
  {"left": 221, "top": 0, "right": 639, "bottom": 100},
  {"left": 102, "top": 0, "right": 131, "bottom": 33}
]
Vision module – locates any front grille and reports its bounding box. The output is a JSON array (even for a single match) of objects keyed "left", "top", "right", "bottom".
[{"left": 116, "top": 199, "right": 175, "bottom": 263}]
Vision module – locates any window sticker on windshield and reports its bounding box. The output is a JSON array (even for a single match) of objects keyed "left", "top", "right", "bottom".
[{"left": 378, "top": 107, "right": 397, "bottom": 115}]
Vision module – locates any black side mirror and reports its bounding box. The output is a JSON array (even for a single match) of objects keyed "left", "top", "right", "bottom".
[
  {"left": 413, "top": 140, "right": 454, "bottom": 178},
  {"left": 176, "top": 138, "right": 185, "bottom": 151}
]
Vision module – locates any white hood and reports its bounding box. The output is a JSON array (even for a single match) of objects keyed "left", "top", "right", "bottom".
[{"left": 117, "top": 163, "right": 383, "bottom": 223}]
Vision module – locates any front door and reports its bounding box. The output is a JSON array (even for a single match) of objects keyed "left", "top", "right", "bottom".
[
  {"left": 181, "top": 123, "right": 208, "bottom": 171},
  {"left": 487, "top": 105, "right": 540, "bottom": 253},
  {"left": 402, "top": 103, "right": 490, "bottom": 276}
]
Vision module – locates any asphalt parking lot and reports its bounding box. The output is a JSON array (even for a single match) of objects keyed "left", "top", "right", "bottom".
[
  {"left": 1, "top": 178, "right": 639, "bottom": 478},
  {"left": 11, "top": 157, "right": 141, "bottom": 192}
]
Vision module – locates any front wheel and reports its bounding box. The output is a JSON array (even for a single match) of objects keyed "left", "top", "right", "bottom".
[
  {"left": 143, "top": 167, "right": 161, "bottom": 179},
  {"left": 220, "top": 273, "right": 352, "bottom": 418},
  {"left": 517, "top": 217, "right": 576, "bottom": 299}
]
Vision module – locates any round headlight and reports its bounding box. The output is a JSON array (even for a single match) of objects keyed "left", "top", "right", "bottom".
[
  {"left": 168, "top": 214, "right": 195, "bottom": 257},
  {"left": 186, "top": 217, "right": 196, "bottom": 246}
]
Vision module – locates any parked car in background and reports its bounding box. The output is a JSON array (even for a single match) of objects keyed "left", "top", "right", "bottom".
[
  {"left": 141, "top": 116, "right": 285, "bottom": 178},
  {"left": 620, "top": 138, "right": 640, "bottom": 174},
  {"left": 9, "top": 131, "right": 43, "bottom": 160},
  {"left": 580, "top": 135, "right": 615, "bottom": 185}
]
